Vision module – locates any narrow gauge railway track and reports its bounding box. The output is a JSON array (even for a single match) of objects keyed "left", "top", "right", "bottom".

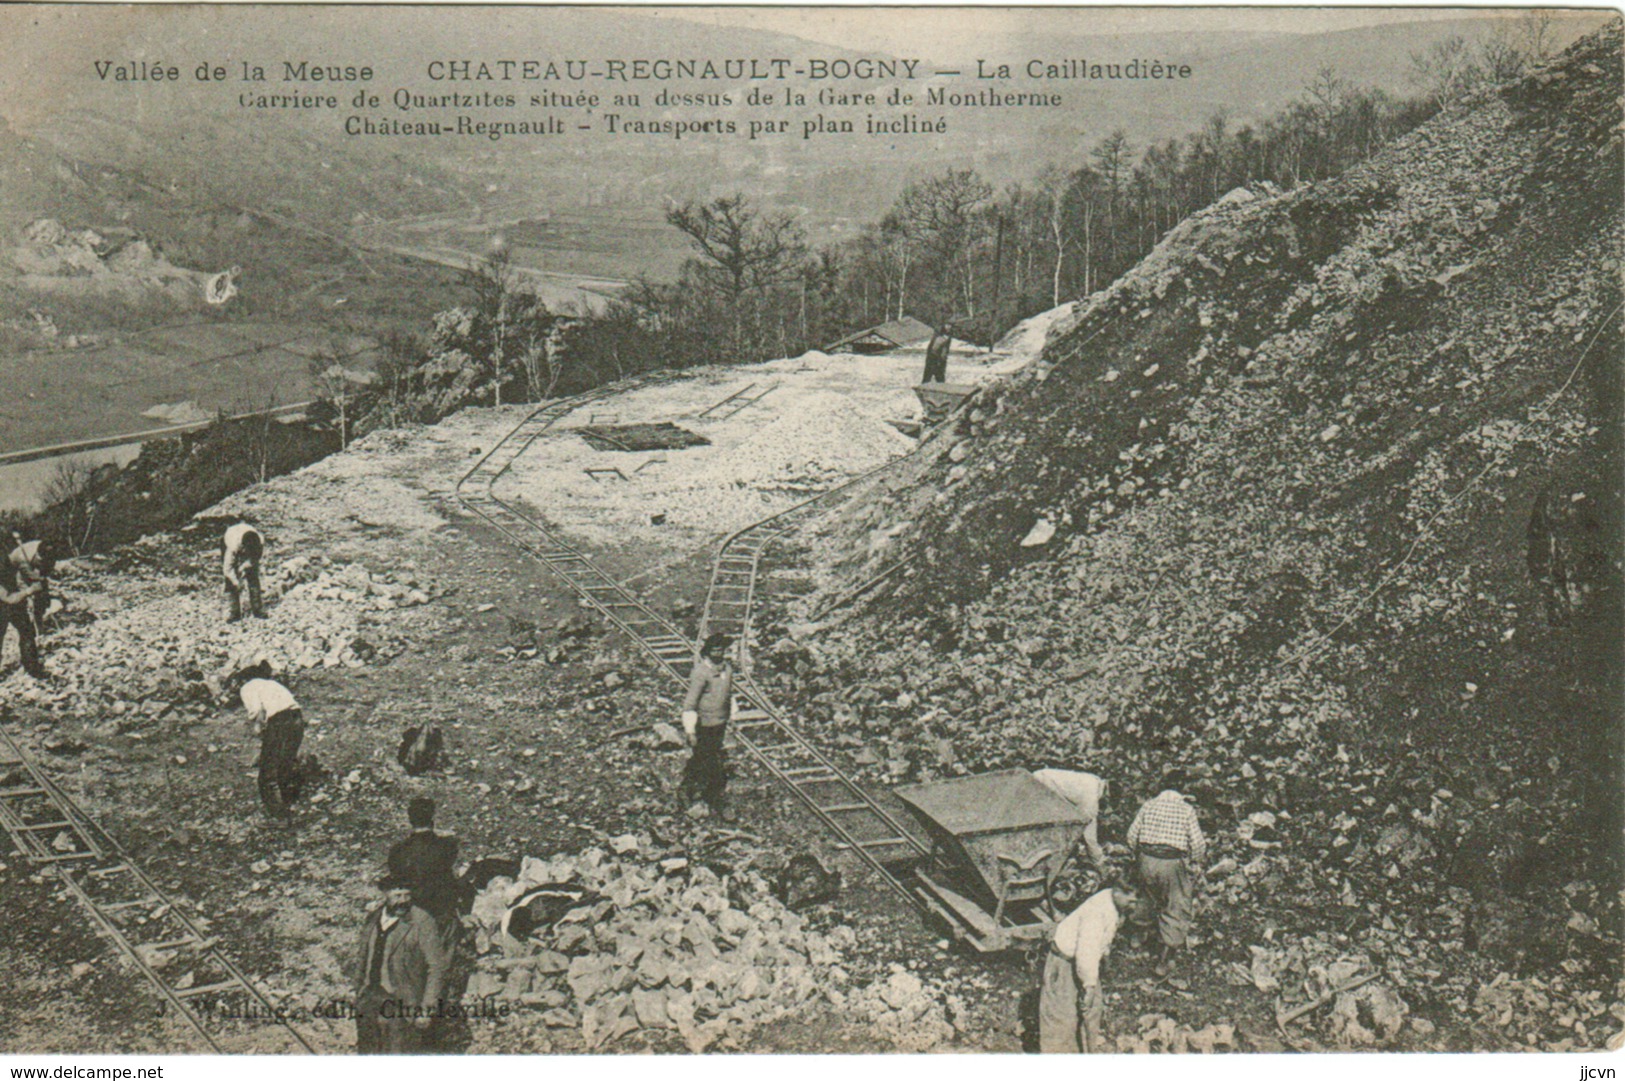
[
  {"left": 0, "top": 719, "right": 315, "bottom": 1053},
  {"left": 453, "top": 383, "right": 933, "bottom": 908},
  {"left": 700, "top": 383, "right": 984, "bottom": 669}
]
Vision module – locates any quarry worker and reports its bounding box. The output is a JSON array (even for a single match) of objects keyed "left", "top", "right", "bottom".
[
  {"left": 1125, "top": 770, "right": 1206, "bottom": 976},
  {"left": 387, "top": 797, "right": 462, "bottom": 933},
  {"left": 1032, "top": 768, "right": 1109, "bottom": 870},
  {"left": 240, "top": 671, "right": 305, "bottom": 817},
  {"left": 1038, "top": 885, "right": 1138, "bottom": 1052},
  {"left": 677, "top": 631, "right": 734, "bottom": 821},
  {"left": 354, "top": 873, "right": 449, "bottom": 1054},
  {"left": 922, "top": 322, "right": 952, "bottom": 384},
  {"left": 8, "top": 534, "right": 59, "bottom": 631},
  {"left": 386, "top": 796, "right": 465, "bottom": 1052},
  {"left": 222, "top": 521, "right": 266, "bottom": 622},
  {"left": 0, "top": 555, "right": 47, "bottom": 680}
]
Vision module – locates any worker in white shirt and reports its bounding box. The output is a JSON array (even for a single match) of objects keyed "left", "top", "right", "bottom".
[
  {"left": 240, "top": 671, "right": 305, "bottom": 817},
  {"left": 1032, "top": 768, "right": 1108, "bottom": 870},
  {"left": 8, "top": 534, "right": 59, "bottom": 630},
  {"left": 222, "top": 521, "right": 266, "bottom": 622},
  {"left": 1039, "top": 886, "right": 1138, "bottom": 1052}
]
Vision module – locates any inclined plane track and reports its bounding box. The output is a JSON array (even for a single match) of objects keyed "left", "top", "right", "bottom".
[
  {"left": 452, "top": 380, "right": 938, "bottom": 907},
  {"left": 0, "top": 717, "right": 315, "bottom": 1053}
]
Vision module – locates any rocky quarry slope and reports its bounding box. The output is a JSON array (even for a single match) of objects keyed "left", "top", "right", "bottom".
[{"left": 759, "top": 24, "right": 1623, "bottom": 1050}]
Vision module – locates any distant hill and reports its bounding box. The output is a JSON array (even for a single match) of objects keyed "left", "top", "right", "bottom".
[{"left": 2, "top": 7, "right": 1610, "bottom": 239}]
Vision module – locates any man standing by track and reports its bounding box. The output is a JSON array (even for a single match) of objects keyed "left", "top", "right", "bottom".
[
  {"left": 677, "top": 632, "right": 735, "bottom": 821},
  {"left": 354, "top": 874, "right": 449, "bottom": 1053}
]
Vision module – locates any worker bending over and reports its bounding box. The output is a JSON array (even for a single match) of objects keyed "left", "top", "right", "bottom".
[
  {"left": 9, "top": 534, "right": 58, "bottom": 630},
  {"left": 240, "top": 669, "right": 305, "bottom": 817},
  {"left": 1032, "top": 767, "right": 1109, "bottom": 871},
  {"left": 222, "top": 521, "right": 266, "bottom": 622},
  {"left": 1039, "top": 886, "right": 1138, "bottom": 1052}
]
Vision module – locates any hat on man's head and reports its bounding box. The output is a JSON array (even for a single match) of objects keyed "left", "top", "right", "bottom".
[
  {"left": 702, "top": 632, "right": 732, "bottom": 655},
  {"left": 376, "top": 872, "right": 412, "bottom": 892}
]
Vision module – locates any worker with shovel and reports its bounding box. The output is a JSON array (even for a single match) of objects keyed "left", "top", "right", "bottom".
[
  {"left": 9, "top": 533, "right": 60, "bottom": 632},
  {"left": 677, "top": 632, "right": 734, "bottom": 821}
]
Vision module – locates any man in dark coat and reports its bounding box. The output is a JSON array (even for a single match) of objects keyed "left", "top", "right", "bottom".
[
  {"left": 354, "top": 875, "right": 450, "bottom": 1054},
  {"left": 386, "top": 797, "right": 461, "bottom": 929},
  {"left": 386, "top": 796, "right": 466, "bottom": 1051},
  {"left": 922, "top": 322, "right": 953, "bottom": 383}
]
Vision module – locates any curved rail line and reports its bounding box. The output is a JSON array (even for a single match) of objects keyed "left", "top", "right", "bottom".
[
  {"left": 698, "top": 383, "right": 984, "bottom": 669},
  {"left": 453, "top": 383, "right": 933, "bottom": 907},
  {"left": 0, "top": 719, "right": 315, "bottom": 1053}
]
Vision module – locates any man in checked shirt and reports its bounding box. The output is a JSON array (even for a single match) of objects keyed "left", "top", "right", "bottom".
[{"left": 1125, "top": 769, "right": 1206, "bottom": 976}]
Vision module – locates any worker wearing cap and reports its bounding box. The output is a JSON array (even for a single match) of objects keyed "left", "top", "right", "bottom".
[
  {"left": 1039, "top": 886, "right": 1138, "bottom": 1052},
  {"left": 222, "top": 521, "right": 266, "bottom": 622},
  {"left": 1032, "top": 768, "right": 1108, "bottom": 870},
  {"left": 240, "top": 672, "right": 305, "bottom": 817},
  {"left": 1126, "top": 769, "right": 1206, "bottom": 975},
  {"left": 677, "top": 632, "right": 734, "bottom": 820}
]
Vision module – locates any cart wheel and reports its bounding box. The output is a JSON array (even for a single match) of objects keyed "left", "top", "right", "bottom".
[{"left": 1048, "top": 864, "right": 1098, "bottom": 911}]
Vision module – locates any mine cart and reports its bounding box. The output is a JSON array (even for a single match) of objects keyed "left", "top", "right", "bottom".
[
  {"left": 895, "top": 769, "right": 1087, "bottom": 952},
  {"left": 912, "top": 382, "right": 978, "bottom": 424}
]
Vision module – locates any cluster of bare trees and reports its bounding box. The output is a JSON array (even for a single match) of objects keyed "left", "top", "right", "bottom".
[
  {"left": 336, "top": 14, "right": 1566, "bottom": 417},
  {"left": 633, "top": 17, "right": 1565, "bottom": 363},
  {"left": 1408, "top": 11, "right": 1559, "bottom": 110},
  {"left": 815, "top": 81, "right": 1433, "bottom": 346}
]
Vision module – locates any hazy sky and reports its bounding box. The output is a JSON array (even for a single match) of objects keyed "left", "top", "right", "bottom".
[{"left": 637, "top": 5, "right": 1516, "bottom": 58}]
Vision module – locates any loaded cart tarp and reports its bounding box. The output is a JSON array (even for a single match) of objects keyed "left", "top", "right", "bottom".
[{"left": 895, "top": 769, "right": 1085, "bottom": 950}]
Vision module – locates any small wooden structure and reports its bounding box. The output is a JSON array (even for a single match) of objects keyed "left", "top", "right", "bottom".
[
  {"left": 826, "top": 316, "right": 934, "bottom": 355},
  {"left": 896, "top": 769, "right": 1085, "bottom": 951}
]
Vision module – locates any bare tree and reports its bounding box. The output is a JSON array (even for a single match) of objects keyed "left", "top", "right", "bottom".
[
  {"left": 666, "top": 193, "right": 807, "bottom": 357},
  {"left": 1037, "top": 166, "right": 1079, "bottom": 307},
  {"left": 895, "top": 169, "right": 993, "bottom": 314},
  {"left": 40, "top": 458, "right": 97, "bottom": 556},
  {"left": 1409, "top": 35, "right": 1480, "bottom": 108}
]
